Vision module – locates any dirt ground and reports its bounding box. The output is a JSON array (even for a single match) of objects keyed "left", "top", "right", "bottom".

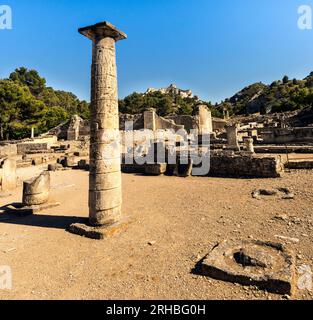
[{"left": 0, "top": 163, "right": 313, "bottom": 300}]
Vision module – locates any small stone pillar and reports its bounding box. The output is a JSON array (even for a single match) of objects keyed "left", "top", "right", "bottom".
[
  {"left": 198, "top": 105, "right": 213, "bottom": 135},
  {"left": 144, "top": 108, "right": 157, "bottom": 131},
  {"left": 197, "top": 105, "right": 212, "bottom": 145},
  {"left": 67, "top": 115, "right": 81, "bottom": 141},
  {"left": 245, "top": 138, "right": 255, "bottom": 154},
  {"left": 23, "top": 171, "right": 50, "bottom": 206},
  {"left": 226, "top": 124, "right": 240, "bottom": 151},
  {"left": 0, "top": 158, "right": 16, "bottom": 191},
  {"left": 31, "top": 127, "right": 35, "bottom": 139}
]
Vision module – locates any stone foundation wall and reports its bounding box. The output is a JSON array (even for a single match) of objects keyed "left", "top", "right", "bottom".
[
  {"left": 212, "top": 118, "right": 228, "bottom": 131},
  {"left": 258, "top": 127, "right": 313, "bottom": 144},
  {"left": 44, "top": 112, "right": 227, "bottom": 141},
  {"left": 155, "top": 115, "right": 184, "bottom": 131},
  {"left": 166, "top": 115, "right": 196, "bottom": 132},
  {"left": 119, "top": 114, "right": 144, "bottom": 131},
  {"left": 17, "top": 143, "right": 49, "bottom": 155},
  {"left": 208, "top": 154, "right": 284, "bottom": 178},
  {"left": 121, "top": 153, "right": 284, "bottom": 178}
]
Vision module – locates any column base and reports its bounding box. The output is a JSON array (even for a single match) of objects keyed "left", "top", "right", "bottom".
[
  {"left": 5, "top": 202, "right": 61, "bottom": 216},
  {"left": 68, "top": 217, "right": 131, "bottom": 240}
]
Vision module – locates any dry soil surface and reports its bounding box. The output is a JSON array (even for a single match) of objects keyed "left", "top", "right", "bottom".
[{"left": 0, "top": 165, "right": 313, "bottom": 300}]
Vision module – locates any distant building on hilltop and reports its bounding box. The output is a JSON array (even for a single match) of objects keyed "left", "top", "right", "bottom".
[{"left": 146, "top": 84, "right": 199, "bottom": 100}]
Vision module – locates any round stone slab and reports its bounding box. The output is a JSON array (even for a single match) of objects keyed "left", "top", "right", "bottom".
[{"left": 201, "top": 240, "right": 295, "bottom": 295}]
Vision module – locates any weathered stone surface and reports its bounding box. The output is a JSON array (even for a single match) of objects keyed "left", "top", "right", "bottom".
[
  {"left": 68, "top": 217, "right": 129, "bottom": 240},
  {"left": 144, "top": 109, "right": 157, "bottom": 131},
  {"left": 32, "top": 158, "right": 44, "bottom": 166},
  {"left": 201, "top": 240, "right": 295, "bottom": 295},
  {"left": 74, "top": 151, "right": 89, "bottom": 157},
  {"left": 0, "top": 158, "right": 16, "bottom": 191},
  {"left": 174, "top": 159, "right": 193, "bottom": 178},
  {"left": 0, "top": 144, "right": 17, "bottom": 157},
  {"left": 89, "top": 158, "right": 121, "bottom": 174},
  {"left": 121, "top": 163, "right": 145, "bottom": 174},
  {"left": 23, "top": 192, "right": 50, "bottom": 206},
  {"left": 88, "top": 189, "right": 122, "bottom": 212},
  {"left": 90, "top": 142, "right": 120, "bottom": 160},
  {"left": 252, "top": 188, "right": 294, "bottom": 200},
  {"left": 23, "top": 171, "right": 50, "bottom": 206},
  {"left": 63, "top": 156, "right": 77, "bottom": 168},
  {"left": 89, "top": 171, "right": 121, "bottom": 191},
  {"left": 67, "top": 115, "right": 81, "bottom": 141},
  {"left": 77, "top": 21, "right": 126, "bottom": 229},
  {"left": 226, "top": 124, "right": 240, "bottom": 151},
  {"left": 48, "top": 163, "right": 63, "bottom": 172},
  {"left": 208, "top": 154, "right": 284, "bottom": 178},
  {"left": 6, "top": 202, "right": 60, "bottom": 215},
  {"left": 89, "top": 206, "right": 122, "bottom": 226},
  {"left": 77, "top": 159, "right": 90, "bottom": 170},
  {"left": 144, "top": 163, "right": 167, "bottom": 176},
  {"left": 17, "top": 143, "right": 48, "bottom": 155},
  {"left": 285, "top": 159, "right": 313, "bottom": 170},
  {"left": 245, "top": 138, "right": 255, "bottom": 153},
  {"left": 197, "top": 105, "right": 213, "bottom": 135}
]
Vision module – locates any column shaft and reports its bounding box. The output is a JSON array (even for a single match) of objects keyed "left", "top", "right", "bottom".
[{"left": 89, "top": 37, "right": 122, "bottom": 226}]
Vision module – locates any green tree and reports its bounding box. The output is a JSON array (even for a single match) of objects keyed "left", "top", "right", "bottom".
[
  {"left": 9, "top": 67, "right": 46, "bottom": 96},
  {"left": 0, "top": 80, "right": 40, "bottom": 139},
  {"left": 282, "top": 75, "right": 289, "bottom": 84},
  {"left": 77, "top": 100, "right": 90, "bottom": 119}
]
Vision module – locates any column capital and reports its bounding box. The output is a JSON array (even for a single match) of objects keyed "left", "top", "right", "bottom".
[{"left": 79, "top": 21, "right": 127, "bottom": 42}]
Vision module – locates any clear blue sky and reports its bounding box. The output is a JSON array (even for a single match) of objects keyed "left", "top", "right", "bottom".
[{"left": 1, "top": 0, "right": 313, "bottom": 103}]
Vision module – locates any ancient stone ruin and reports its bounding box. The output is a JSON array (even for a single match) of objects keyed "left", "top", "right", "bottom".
[
  {"left": 5, "top": 171, "right": 60, "bottom": 215},
  {"left": 0, "top": 158, "right": 16, "bottom": 192},
  {"left": 23, "top": 171, "right": 50, "bottom": 206},
  {"left": 200, "top": 240, "right": 295, "bottom": 295},
  {"left": 69, "top": 21, "right": 128, "bottom": 239}
]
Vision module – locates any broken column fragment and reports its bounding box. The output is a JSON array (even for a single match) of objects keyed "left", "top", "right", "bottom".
[
  {"left": 0, "top": 158, "right": 17, "bottom": 191},
  {"left": 23, "top": 171, "right": 50, "bottom": 206},
  {"left": 5, "top": 171, "right": 60, "bottom": 215}
]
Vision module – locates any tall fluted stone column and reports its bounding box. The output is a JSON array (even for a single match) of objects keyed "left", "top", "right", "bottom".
[{"left": 80, "top": 22, "right": 127, "bottom": 228}]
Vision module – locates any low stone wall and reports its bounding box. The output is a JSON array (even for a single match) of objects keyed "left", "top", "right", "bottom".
[
  {"left": 208, "top": 154, "right": 284, "bottom": 178},
  {"left": 32, "top": 136, "right": 58, "bottom": 147},
  {"left": 254, "top": 145, "right": 313, "bottom": 154},
  {"left": 119, "top": 114, "right": 144, "bottom": 131},
  {"left": 121, "top": 163, "right": 145, "bottom": 174},
  {"left": 156, "top": 115, "right": 184, "bottom": 131},
  {"left": 121, "top": 153, "right": 284, "bottom": 178},
  {"left": 258, "top": 127, "right": 313, "bottom": 144},
  {"left": 285, "top": 160, "right": 313, "bottom": 170},
  {"left": 212, "top": 118, "right": 228, "bottom": 131},
  {"left": 17, "top": 143, "right": 48, "bottom": 155}
]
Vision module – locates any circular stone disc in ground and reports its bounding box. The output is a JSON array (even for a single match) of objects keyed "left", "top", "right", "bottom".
[{"left": 201, "top": 240, "right": 295, "bottom": 295}]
